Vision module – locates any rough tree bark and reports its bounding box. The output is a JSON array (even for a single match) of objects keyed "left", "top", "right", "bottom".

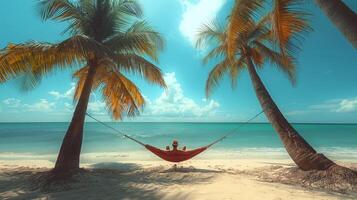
[
  {"left": 53, "top": 60, "right": 98, "bottom": 173},
  {"left": 245, "top": 56, "right": 336, "bottom": 171},
  {"left": 315, "top": 0, "right": 357, "bottom": 49}
]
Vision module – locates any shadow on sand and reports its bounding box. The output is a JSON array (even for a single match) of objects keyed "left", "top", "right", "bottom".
[
  {"left": 0, "top": 162, "right": 220, "bottom": 200},
  {"left": 90, "top": 162, "right": 141, "bottom": 171}
]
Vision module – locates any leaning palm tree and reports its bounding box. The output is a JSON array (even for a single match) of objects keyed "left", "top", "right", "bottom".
[
  {"left": 0, "top": 0, "right": 166, "bottom": 173},
  {"left": 197, "top": 0, "right": 344, "bottom": 171},
  {"left": 315, "top": 0, "right": 357, "bottom": 48}
]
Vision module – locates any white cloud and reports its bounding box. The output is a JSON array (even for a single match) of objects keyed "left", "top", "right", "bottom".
[
  {"left": 336, "top": 98, "right": 357, "bottom": 113},
  {"left": 64, "top": 102, "right": 73, "bottom": 112},
  {"left": 143, "top": 72, "right": 220, "bottom": 118},
  {"left": 48, "top": 91, "right": 61, "bottom": 99},
  {"left": 1, "top": 73, "right": 222, "bottom": 121},
  {"left": 57, "top": 73, "right": 220, "bottom": 120},
  {"left": 88, "top": 100, "right": 106, "bottom": 115},
  {"left": 179, "top": 0, "right": 226, "bottom": 46},
  {"left": 2, "top": 98, "right": 22, "bottom": 108},
  {"left": 49, "top": 82, "right": 75, "bottom": 100},
  {"left": 2, "top": 98, "right": 55, "bottom": 112},
  {"left": 310, "top": 98, "right": 357, "bottom": 113},
  {"left": 287, "top": 97, "right": 357, "bottom": 116},
  {"left": 23, "top": 99, "right": 55, "bottom": 112}
]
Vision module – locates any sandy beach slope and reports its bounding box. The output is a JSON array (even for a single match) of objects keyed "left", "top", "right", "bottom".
[{"left": 0, "top": 159, "right": 356, "bottom": 200}]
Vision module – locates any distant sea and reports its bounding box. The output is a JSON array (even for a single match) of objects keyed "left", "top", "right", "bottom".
[{"left": 0, "top": 123, "right": 356, "bottom": 163}]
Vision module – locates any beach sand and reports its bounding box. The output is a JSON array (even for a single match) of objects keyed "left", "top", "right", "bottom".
[{"left": 0, "top": 158, "right": 356, "bottom": 200}]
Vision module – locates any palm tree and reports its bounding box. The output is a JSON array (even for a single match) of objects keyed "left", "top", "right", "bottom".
[
  {"left": 0, "top": 0, "right": 166, "bottom": 173},
  {"left": 197, "top": 0, "right": 337, "bottom": 171},
  {"left": 315, "top": 0, "right": 357, "bottom": 48}
]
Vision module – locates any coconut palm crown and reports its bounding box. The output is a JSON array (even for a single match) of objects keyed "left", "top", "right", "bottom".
[
  {"left": 0, "top": 0, "right": 166, "bottom": 172},
  {"left": 197, "top": 0, "right": 338, "bottom": 171},
  {"left": 197, "top": 0, "right": 310, "bottom": 96},
  {"left": 0, "top": 0, "right": 166, "bottom": 119}
]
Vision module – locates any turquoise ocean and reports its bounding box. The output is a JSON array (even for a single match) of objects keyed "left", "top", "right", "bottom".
[{"left": 0, "top": 123, "right": 356, "bottom": 163}]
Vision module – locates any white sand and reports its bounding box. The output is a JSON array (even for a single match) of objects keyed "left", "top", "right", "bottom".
[{"left": 0, "top": 159, "right": 356, "bottom": 200}]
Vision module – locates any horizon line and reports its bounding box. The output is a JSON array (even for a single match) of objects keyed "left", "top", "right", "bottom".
[{"left": 0, "top": 121, "right": 356, "bottom": 125}]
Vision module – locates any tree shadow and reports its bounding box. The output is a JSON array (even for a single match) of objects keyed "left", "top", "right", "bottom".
[
  {"left": 90, "top": 162, "right": 141, "bottom": 172},
  {"left": 160, "top": 165, "right": 221, "bottom": 173},
  {"left": 0, "top": 162, "right": 219, "bottom": 200}
]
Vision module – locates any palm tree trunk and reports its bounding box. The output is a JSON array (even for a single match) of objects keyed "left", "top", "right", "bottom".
[
  {"left": 53, "top": 60, "right": 97, "bottom": 173},
  {"left": 245, "top": 57, "right": 335, "bottom": 171},
  {"left": 315, "top": 0, "right": 357, "bottom": 48}
]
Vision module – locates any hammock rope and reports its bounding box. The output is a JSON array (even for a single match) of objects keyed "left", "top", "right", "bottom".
[
  {"left": 86, "top": 112, "right": 146, "bottom": 146},
  {"left": 205, "top": 110, "right": 265, "bottom": 148},
  {"left": 85, "top": 110, "right": 264, "bottom": 148},
  {"left": 86, "top": 110, "right": 265, "bottom": 162}
]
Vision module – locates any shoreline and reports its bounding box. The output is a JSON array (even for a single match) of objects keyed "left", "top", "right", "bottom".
[
  {"left": 1, "top": 159, "right": 356, "bottom": 200},
  {"left": 1, "top": 148, "right": 357, "bottom": 163}
]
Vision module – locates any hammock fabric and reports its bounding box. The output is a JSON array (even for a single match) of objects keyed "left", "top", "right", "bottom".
[
  {"left": 144, "top": 145, "right": 208, "bottom": 162},
  {"left": 85, "top": 111, "right": 264, "bottom": 163}
]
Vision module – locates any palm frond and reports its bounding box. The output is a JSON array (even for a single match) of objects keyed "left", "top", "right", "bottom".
[
  {"left": 254, "top": 41, "right": 296, "bottom": 84},
  {"left": 72, "top": 65, "right": 106, "bottom": 100},
  {"left": 73, "top": 66, "right": 88, "bottom": 101},
  {"left": 0, "top": 35, "right": 107, "bottom": 86},
  {"left": 39, "top": 0, "right": 81, "bottom": 21},
  {"left": 269, "top": 0, "right": 311, "bottom": 55},
  {"left": 16, "top": 70, "right": 44, "bottom": 91},
  {"left": 113, "top": 0, "right": 143, "bottom": 18},
  {"left": 246, "top": 15, "right": 271, "bottom": 43},
  {"left": 39, "top": 0, "right": 88, "bottom": 35},
  {"left": 196, "top": 21, "right": 225, "bottom": 49},
  {"left": 105, "top": 20, "right": 164, "bottom": 61},
  {"left": 115, "top": 54, "right": 166, "bottom": 88},
  {"left": 227, "top": 0, "right": 264, "bottom": 57},
  {"left": 205, "top": 58, "right": 232, "bottom": 97},
  {"left": 102, "top": 70, "right": 145, "bottom": 119},
  {"left": 202, "top": 44, "right": 227, "bottom": 65},
  {"left": 250, "top": 47, "right": 264, "bottom": 68},
  {"left": 230, "top": 56, "right": 246, "bottom": 89},
  {"left": 108, "top": 0, "right": 143, "bottom": 37}
]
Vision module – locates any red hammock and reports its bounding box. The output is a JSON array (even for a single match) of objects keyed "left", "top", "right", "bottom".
[
  {"left": 85, "top": 111, "right": 264, "bottom": 163},
  {"left": 144, "top": 145, "right": 208, "bottom": 162}
]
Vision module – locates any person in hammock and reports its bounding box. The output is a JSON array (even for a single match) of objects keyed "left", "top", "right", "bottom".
[{"left": 166, "top": 140, "right": 186, "bottom": 151}]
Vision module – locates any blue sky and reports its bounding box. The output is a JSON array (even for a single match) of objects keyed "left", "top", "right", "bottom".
[{"left": 0, "top": 0, "right": 356, "bottom": 123}]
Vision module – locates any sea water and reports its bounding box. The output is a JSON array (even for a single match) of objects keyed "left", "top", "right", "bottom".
[{"left": 0, "top": 123, "right": 356, "bottom": 163}]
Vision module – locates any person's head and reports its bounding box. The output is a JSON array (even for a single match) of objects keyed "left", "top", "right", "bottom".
[{"left": 172, "top": 140, "right": 178, "bottom": 148}]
